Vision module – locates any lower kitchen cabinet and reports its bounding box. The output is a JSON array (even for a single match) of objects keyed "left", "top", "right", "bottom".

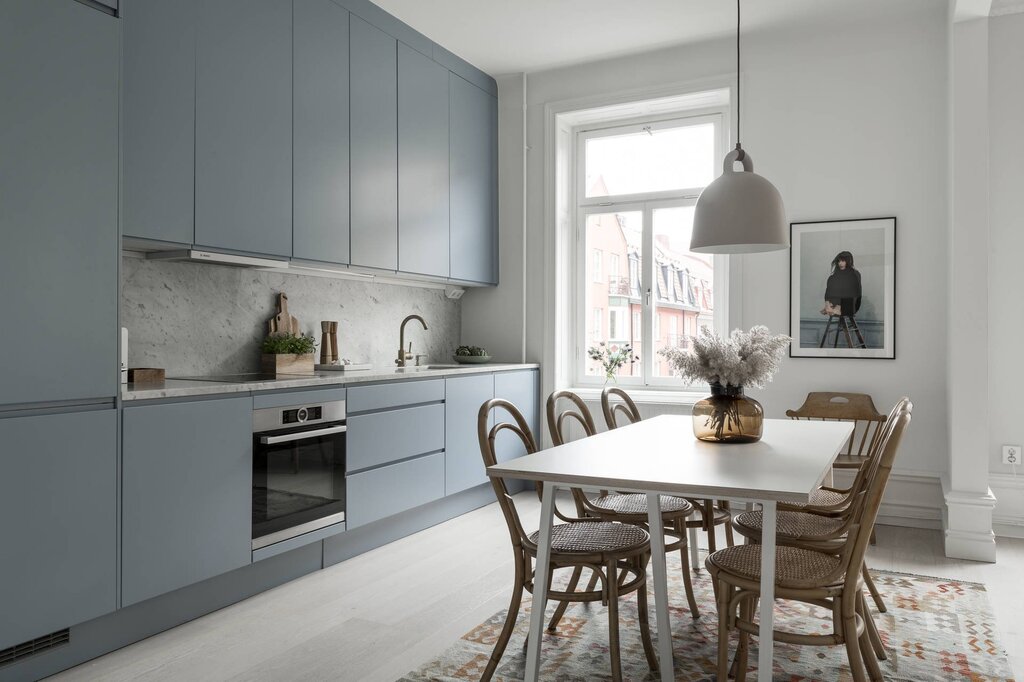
[
  {"left": 0, "top": 409, "right": 117, "bottom": 650},
  {"left": 493, "top": 370, "right": 540, "bottom": 462},
  {"left": 444, "top": 373, "right": 494, "bottom": 495},
  {"left": 346, "top": 452, "right": 445, "bottom": 529},
  {"left": 122, "top": 397, "right": 253, "bottom": 606}
]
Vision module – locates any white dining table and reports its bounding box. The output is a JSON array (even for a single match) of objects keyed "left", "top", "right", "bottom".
[{"left": 487, "top": 415, "right": 854, "bottom": 682}]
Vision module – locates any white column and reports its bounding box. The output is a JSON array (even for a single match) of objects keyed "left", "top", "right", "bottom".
[{"left": 945, "top": 5, "right": 997, "bottom": 561}]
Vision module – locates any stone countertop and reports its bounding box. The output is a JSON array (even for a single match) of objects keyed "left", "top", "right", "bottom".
[{"left": 121, "top": 363, "right": 541, "bottom": 402}]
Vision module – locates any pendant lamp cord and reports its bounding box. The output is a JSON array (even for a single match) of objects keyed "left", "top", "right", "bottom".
[{"left": 735, "top": 0, "right": 743, "bottom": 155}]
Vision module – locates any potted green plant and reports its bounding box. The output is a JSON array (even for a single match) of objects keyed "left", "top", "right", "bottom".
[{"left": 261, "top": 333, "right": 317, "bottom": 376}]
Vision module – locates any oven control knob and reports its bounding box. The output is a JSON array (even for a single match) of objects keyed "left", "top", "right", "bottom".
[{"left": 296, "top": 407, "right": 308, "bottom": 422}]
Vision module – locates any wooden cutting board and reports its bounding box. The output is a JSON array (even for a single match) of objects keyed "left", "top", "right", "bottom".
[{"left": 267, "top": 292, "right": 301, "bottom": 336}]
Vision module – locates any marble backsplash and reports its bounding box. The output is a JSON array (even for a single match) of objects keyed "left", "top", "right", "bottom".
[{"left": 121, "top": 255, "right": 461, "bottom": 376}]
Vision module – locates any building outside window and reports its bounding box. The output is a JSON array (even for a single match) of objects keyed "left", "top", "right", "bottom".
[{"left": 576, "top": 112, "right": 726, "bottom": 386}]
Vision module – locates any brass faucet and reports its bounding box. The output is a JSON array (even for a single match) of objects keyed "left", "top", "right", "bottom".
[{"left": 396, "top": 314, "right": 428, "bottom": 367}]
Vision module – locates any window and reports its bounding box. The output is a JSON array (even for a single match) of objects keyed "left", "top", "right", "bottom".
[{"left": 576, "top": 113, "right": 727, "bottom": 387}]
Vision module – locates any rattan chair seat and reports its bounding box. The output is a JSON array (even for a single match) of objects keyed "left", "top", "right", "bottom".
[
  {"left": 734, "top": 509, "right": 845, "bottom": 539},
  {"left": 527, "top": 521, "right": 649, "bottom": 554},
  {"left": 706, "top": 544, "right": 843, "bottom": 588},
  {"left": 589, "top": 493, "right": 693, "bottom": 517}
]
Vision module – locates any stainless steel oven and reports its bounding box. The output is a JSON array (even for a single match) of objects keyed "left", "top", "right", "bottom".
[{"left": 252, "top": 399, "right": 346, "bottom": 550}]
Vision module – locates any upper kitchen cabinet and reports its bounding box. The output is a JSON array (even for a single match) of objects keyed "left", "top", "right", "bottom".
[
  {"left": 350, "top": 15, "right": 399, "bottom": 271},
  {"left": 293, "top": 0, "right": 350, "bottom": 265},
  {"left": 398, "top": 44, "right": 450, "bottom": 278},
  {"left": 0, "top": 0, "right": 118, "bottom": 407},
  {"left": 449, "top": 74, "right": 498, "bottom": 285},
  {"left": 195, "top": 0, "right": 292, "bottom": 258},
  {"left": 122, "top": 0, "right": 197, "bottom": 245}
]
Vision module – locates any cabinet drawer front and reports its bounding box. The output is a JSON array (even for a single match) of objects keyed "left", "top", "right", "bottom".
[
  {"left": 346, "top": 452, "right": 444, "bottom": 528},
  {"left": 347, "top": 378, "right": 443, "bottom": 413},
  {"left": 347, "top": 403, "right": 443, "bottom": 472},
  {"left": 254, "top": 387, "right": 347, "bottom": 410}
]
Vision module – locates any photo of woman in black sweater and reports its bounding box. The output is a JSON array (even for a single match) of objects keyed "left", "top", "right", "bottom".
[{"left": 820, "top": 250, "right": 862, "bottom": 317}]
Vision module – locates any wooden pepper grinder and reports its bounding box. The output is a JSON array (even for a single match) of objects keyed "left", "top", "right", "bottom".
[
  {"left": 320, "top": 322, "right": 332, "bottom": 365},
  {"left": 329, "top": 322, "right": 339, "bottom": 364}
]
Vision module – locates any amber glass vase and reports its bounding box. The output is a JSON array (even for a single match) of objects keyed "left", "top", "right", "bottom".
[{"left": 692, "top": 383, "right": 764, "bottom": 443}]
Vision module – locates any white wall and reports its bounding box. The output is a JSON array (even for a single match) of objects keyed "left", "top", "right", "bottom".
[
  {"left": 988, "top": 12, "right": 1024, "bottom": 532},
  {"left": 516, "top": 4, "right": 950, "bottom": 483}
]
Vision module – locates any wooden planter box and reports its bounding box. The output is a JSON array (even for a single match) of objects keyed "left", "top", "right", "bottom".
[{"left": 261, "top": 353, "right": 315, "bottom": 376}]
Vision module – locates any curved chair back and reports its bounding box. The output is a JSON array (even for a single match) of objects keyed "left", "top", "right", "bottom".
[
  {"left": 601, "top": 386, "right": 642, "bottom": 430},
  {"left": 786, "top": 392, "right": 887, "bottom": 460},
  {"left": 546, "top": 390, "right": 597, "bottom": 445},
  {"left": 837, "top": 398, "right": 912, "bottom": 594},
  {"left": 478, "top": 398, "right": 539, "bottom": 552}
]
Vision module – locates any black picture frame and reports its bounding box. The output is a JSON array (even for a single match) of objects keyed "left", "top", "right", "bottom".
[{"left": 788, "top": 217, "right": 896, "bottom": 359}]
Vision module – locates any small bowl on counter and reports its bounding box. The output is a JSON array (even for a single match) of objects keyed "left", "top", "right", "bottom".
[{"left": 452, "top": 355, "right": 492, "bottom": 364}]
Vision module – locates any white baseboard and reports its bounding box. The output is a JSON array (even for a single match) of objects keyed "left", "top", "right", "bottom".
[
  {"left": 834, "top": 467, "right": 944, "bottom": 529},
  {"left": 941, "top": 475, "right": 998, "bottom": 562},
  {"left": 989, "top": 471, "right": 1024, "bottom": 538}
]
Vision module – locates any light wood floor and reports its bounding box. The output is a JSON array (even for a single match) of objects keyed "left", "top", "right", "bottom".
[{"left": 52, "top": 493, "right": 1024, "bottom": 681}]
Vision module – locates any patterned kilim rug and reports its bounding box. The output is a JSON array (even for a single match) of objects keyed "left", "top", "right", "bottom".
[{"left": 402, "top": 554, "right": 1016, "bottom": 681}]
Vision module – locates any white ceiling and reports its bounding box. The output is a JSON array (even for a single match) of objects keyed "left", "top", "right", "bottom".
[{"left": 370, "top": 0, "right": 936, "bottom": 76}]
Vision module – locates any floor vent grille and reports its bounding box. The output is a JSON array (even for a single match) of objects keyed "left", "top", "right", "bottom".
[{"left": 0, "top": 629, "right": 70, "bottom": 668}]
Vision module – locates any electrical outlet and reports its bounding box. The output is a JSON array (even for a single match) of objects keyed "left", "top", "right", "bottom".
[{"left": 1003, "top": 445, "right": 1021, "bottom": 465}]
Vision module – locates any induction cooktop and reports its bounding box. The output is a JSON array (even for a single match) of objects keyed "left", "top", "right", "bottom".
[{"left": 174, "top": 373, "right": 306, "bottom": 383}]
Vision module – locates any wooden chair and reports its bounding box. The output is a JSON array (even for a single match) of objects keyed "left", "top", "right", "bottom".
[
  {"left": 478, "top": 398, "right": 657, "bottom": 682},
  {"left": 707, "top": 398, "right": 912, "bottom": 682},
  {"left": 787, "top": 392, "right": 887, "bottom": 474},
  {"left": 547, "top": 390, "right": 701, "bottom": 619},
  {"left": 601, "top": 386, "right": 736, "bottom": 556}
]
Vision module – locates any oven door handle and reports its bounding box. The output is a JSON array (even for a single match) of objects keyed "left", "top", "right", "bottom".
[{"left": 259, "top": 424, "right": 347, "bottom": 445}]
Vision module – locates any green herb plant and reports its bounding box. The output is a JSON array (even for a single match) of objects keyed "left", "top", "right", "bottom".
[
  {"left": 455, "top": 345, "right": 488, "bottom": 357},
  {"left": 261, "top": 333, "right": 317, "bottom": 356}
]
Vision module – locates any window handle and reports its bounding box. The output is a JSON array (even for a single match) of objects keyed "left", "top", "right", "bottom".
[{"left": 645, "top": 288, "right": 652, "bottom": 305}]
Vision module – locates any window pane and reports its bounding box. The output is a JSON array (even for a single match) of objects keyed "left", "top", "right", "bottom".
[
  {"left": 584, "top": 211, "right": 642, "bottom": 378},
  {"left": 585, "top": 123, "right": 715, "bottom": 198},
  {"left": 652, "top": 206, "right": 714, "bottom": 378}
]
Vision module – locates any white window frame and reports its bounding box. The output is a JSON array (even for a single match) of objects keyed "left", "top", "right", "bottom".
[{"left": 572, "top": 112, "right": 729, "bottom": 390}]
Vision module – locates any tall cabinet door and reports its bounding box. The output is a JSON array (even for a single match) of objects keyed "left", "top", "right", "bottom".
[
  {"left": 122, "top": 0, "right": 197, "bottom": 244},
  {"left": 350, "top": 15, "right": 398, "bottom": 271},
  {"left": 293, "top": 0, "right": 350, "bottom": 265},
  {"left": 0, "top": 0, "right": 118, "bottom": 407},
  {"left": 444, "top": 373, "right": 494, "bottom": 495},
  {"left": 195, "top": 0, "right": 292, "bottom": 258},
  {"left": 449, "top": 74, "right": 498, "bottom": 284},
  {"left": 0, "top": 409, "right": 117, "bottom": 649},
  {"left": 122, "top": 397, "right": 253, "bottom": 606},
  {"left": 398, "top": 44, "right": 450, "bottom": 278}
]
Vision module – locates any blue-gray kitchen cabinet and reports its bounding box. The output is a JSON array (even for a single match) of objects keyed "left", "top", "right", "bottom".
[
  {"left": 0, "top": 0, "right": 118, "bottom": 408},
  {"left": 449, "top": 74, "right": 498, "bottom": 285},
  {"left": 346, "top": 453, "right": 445, "bottom": 529},
  {"left": 350, "top": 15, "right": 398, "bottom": 271},
  {"left": 122, "top": 397, "right": 253, "bottom": 607},
  {"left": 121, "top": 0, "right": 197, "bottom": 245},
  {"left": 0, "top": 409, "right": 117, "bottom": 650},
  {"left": 195, "top": 0, "right": 292, "bottom": 258},
  {"left": 493, "top": 370, "right": 539, "bottom": 462},
  {"left": 398, "top": 43, "right": 450, "bottom": 278},
  {"left": 293, "top": 0, "right": 350, "bottom": 265},
  {"left": 444, "top": 373, "right": 494, "bottom": 495}
]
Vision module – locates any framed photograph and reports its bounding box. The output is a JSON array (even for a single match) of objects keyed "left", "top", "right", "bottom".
[{"left": 789, "top": 217, "right": 896, "bottom": 359}]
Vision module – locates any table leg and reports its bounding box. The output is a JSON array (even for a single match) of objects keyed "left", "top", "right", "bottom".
[
  {"left": 757, "top": 500, "right": 777, "bottom": 682},
  {"left": 688, "top": 525, "right": 700, "bottom": 571},
  {"left": 646, "top": 493, "right": 674, "bottom": 679},
  {"left": 525, "top": 482, "right": 555, "bottom": 682}
]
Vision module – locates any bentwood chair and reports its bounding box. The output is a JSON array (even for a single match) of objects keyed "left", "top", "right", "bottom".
[
  {"left": 478, "top": 398, "right": 657, "bottom": 682},
  {"left": 706, "top": 399, "right": 912, "bottom": 682},
  {"left": 730, "top": 398, "right": 910, "bottom": 665},
  {"left": 547, "top": 390, "right": 700, "bottom": 620},
  {"left": 601, "top": 386, "right": 736, "bottom": 555}
]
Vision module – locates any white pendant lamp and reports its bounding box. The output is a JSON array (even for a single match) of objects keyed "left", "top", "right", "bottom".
[{"left": 690, "top": 0, "right": 788, "bottom": 254}]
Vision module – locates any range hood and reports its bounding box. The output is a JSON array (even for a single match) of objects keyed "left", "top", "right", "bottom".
[{"left": 146, "top": 249, "right": 288, "bottom": 269}]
